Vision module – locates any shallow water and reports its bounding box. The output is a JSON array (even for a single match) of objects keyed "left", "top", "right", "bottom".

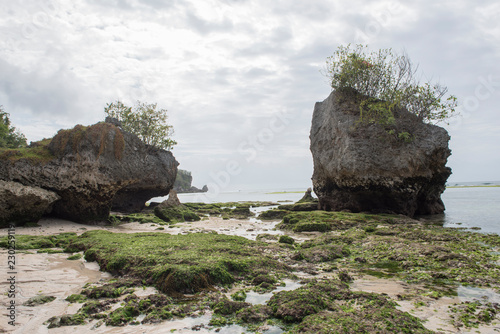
[
  {"left": 245, "top": 279, "right": 303, "bottom": 305},
  {"left": 458, "top": 285, "right": 500, "bottom": 304},
  {"left": 441, "top": 186, "right": 500, "bottom": 235},
  {"left": 168, "top": 185, "right": 500, "bottom": 235}
]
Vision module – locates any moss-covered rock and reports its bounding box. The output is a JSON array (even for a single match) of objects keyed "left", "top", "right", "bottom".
[
  {"left": 278, "top": 235, "right": 295, "bottom": 245},
  {"left": 279, "top": 211, "right": 398, "bottom": 232},
  {"left": 65, "top": 294, "right": 87, "bottom": 303},
  {"left": 67, "top": 253, "right": 82, "bottom": 260},
  {"left": 23, "top": 295, "right": 56, "bottom": 306},
  {"left": 67, "top": 230, "right": 290, "bottom": 294},
  {"left": 109, "top": 213, "right": 165, "bottom": 225},
  {"left": 258, "top": 209, "right": 290, "bottom": 220},
  {"left": 46, "top": 314, "right": 86, "bottom": 328},
  {"left": 212, "top": 298, "right": 250, "bottom": 315},
  {"left": 294, "top": 217, "right": 500, "bottom": 289},
  {"left": 82, "top": 279, "right": 140, "bottom": 299},
  {"left": 184, "top": 201, "right": 276, "bottom": 219},
  {"left": 295, "top": 244, "right": 349, "bottom": 263},
  {"left": 231, "top": 290, "right": 247, "bottom": 302},
  {"left": 0, "top": 232, "right": 77, "bottom": 250},
  {"left": 268, "top": 279, "right": 431, "bottom": 333},
  {"left": 236, "top": 304, "right": 272, "bottom": 323},
  {"left": 153, "top": 206, "right": 200, "bottom": 223},
  {"left": 290, "top": 307, "right": 432, "bottom": 334}
]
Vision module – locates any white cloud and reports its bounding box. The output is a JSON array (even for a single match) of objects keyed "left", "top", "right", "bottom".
[{"left": 1, "top": 0, "right": 499, "bottom": 189}]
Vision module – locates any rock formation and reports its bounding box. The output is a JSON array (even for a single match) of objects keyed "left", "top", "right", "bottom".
[
  {"left": 310, "top": 90, "right": 451, "bottom": 217},
  {"left": 173, "top": 169, "right": 208, "bottom": 193},
  {"left": 153, "top": 189, "right": 200, "bottom": 223},
  {"left": 0, "top": 181, "right": 60, "bottom": 227},
  {"left": 0, "top": 120, "right": 178, "bottom": 223}
]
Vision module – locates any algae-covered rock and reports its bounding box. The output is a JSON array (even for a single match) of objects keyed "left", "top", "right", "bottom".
[
  {"left": 67, "top": 230, "right": 290, "bottom": 294},
  {"left": 153, "top": 190, "right": 201, "bottom": 223},
  {"left": 269, "top": 280, "right": 431, "bottom": 333},
  {"left": 212, "top": 298, "right": 250, "bottom": 315},
  {"left": 23, "top": 295, "right": 56, "bottom": 306},
  {"left": 296, "top": 188, "right": 316, "bottom": 204},
  {"left": 46, "top": 314, "right": 86, "bottom": 328},
  {"left": 278, "top": 235, "right": 295, "bottom": 245},
  {"left": 236, "top": 304, "right": 272, "bottom": 323},
  {"left": 154, "top": 206, "right": 200, "bottom": 223},
  {"left": 278, "top": 211, "right": 397, "bottom": 232},
  {"left": 183, "top": 201, "right": 257, "bottom": 219},
  {"left": 258, "top": 209, "right": 289, "bottom": 220}
]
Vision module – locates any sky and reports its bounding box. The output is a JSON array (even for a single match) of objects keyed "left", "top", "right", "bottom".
[{"left": 1, "top": 0, "right": 499, "bottom": 194}]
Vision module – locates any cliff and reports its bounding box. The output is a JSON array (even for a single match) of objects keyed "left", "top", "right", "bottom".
[{"left": 173, "top": 169, "right": 208, "bottom": 193}]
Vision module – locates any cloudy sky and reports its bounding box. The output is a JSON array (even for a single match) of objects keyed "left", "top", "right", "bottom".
[{"left": 1, "top": 0, "right": 499, "bottom": 192}]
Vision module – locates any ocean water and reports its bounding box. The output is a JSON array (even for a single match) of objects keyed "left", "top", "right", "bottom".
[
  {"left": 162, "top": 182, "right": 500, "bottom": 236},
  {"left": 439, "top": 184, "right": 500, "bottom": 235}
]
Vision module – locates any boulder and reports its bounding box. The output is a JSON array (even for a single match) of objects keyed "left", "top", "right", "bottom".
[
  {"left": 0, "top": 180, "right": 60, "bottom": 227},
  {"left": 153, "top": 190, "right": 200, "bottom": 223},
  {"left": 0, "top": 120, "right": 178, "bottom": 223},
  {"left": 310, "top": 90, "right": 451, "bottom": 217}
]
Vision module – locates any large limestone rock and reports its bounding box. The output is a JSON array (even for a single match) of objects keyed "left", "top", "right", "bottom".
[
  {"left": 0, "top": 120, "right": 178, "bottom": 223},
  {"left": 0, "top": 180, "right": 60, "bottom": 227},
  {"left": 310, "top": 90, "right": 451, "bottom": 217}
]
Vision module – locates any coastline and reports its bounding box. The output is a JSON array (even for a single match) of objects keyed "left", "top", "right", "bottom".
[{"left": 1, "top": 204, "right": 499, "bottom": 333}]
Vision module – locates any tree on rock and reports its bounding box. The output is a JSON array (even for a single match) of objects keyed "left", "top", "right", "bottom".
[
  {"left": 104, "top": 100, "right": 176, "bottom": 150},
  {"left": 0, "top": 106, "right": 27, "bottom": 149},
  {"left": 325, "top": 44, "right": 458, "bottom": 125}
]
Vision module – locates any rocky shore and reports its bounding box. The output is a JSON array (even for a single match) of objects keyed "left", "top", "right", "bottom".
[
  {"left": 0, "top": 119, "right": 178, "bottom": 226},
  {"left": 1, "top": 196, "right": 499, "bottom": 333}
]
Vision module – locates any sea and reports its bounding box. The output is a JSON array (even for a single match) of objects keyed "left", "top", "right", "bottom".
[{"left": 157, "top": 180, "right": 500, "bottom": 236}]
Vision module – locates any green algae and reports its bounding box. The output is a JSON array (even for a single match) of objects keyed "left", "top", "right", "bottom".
[
  {"left": 449, "top": 301, "right": 500, "bottom": 329},
  {"left": 67, "top": 230, "right": 290, "bottom": 294},
  {"left": 231, "top": 290, "right": 247, "bottom": 302},
  {"left": 109, "top": 213, "right": 165, "bottom": 225},
  {"left": 23, "top": 295, "right": 56, "bottom": 306},
  {"left": 67, "top": 253, "right": 83, "bottom": 260},
  {"left": 258, "top": 209, "right": 289, "bottom": 220},
  {"left": 66, "top": 294, "right": 87, "bottom": 303},
  {"left": 265, "top": 279, "right": 432, "bottom": 333},
  {"left": 278, "top": 235, "right": 295, "bottom": 245},
  {"left": 278, "top": 210, "right": 400, "bottom": 232},
  {"left": 289, "top": 214, "right": 500, "bottom": 291},
  {"left": 82, "top": 279, "right": 139, "bottom": 299},
  {"left": 153, "top": 206, "right": 201, "bottom": 223},
  {"left": 0, "top": 232, "right": 77, "bottom": 250},
  {"left": 53, "top": 289, "right": 175, "bottom": 328},
  {"left": 6, "top": 204, "right": 499, "bottom": 332},
  {"left": 184, "top": 201, "right": 276, "bottom": 219},
  {"left": 46, "top": 314, "right": 86, "bottom": 328}
]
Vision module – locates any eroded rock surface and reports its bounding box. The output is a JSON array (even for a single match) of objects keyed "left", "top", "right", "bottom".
[
  {"left": 0, "top": 120, "right": 178, "bottom": 223},
  {"left": 0, "top": 180, "right": 60, "bottom": 227},
  {"left": 310, "top": 90, "right": 451, "bottom": 217}
]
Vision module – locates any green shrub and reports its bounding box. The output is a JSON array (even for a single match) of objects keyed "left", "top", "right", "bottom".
[{"left": 325, "top": 44, "right": 458, "bottom": 125}]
